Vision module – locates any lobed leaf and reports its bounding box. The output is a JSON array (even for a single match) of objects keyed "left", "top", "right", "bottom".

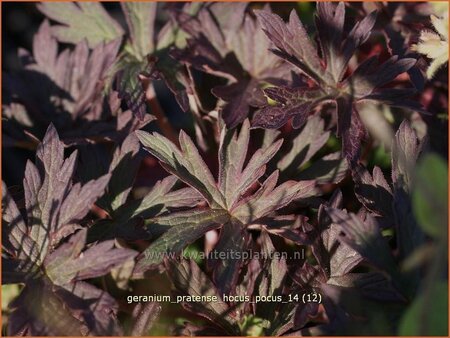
[
  {"left": 133, "top": 209, "right": 230, "bottom": 276},
  {"left": 353, "top": 165, "right": 394, "bottom": 219},
  {"left": 2, "top": 183, "right": 42, "bottom": 273},
  {"left": 128, "top": 176, "right": 202, "bottom": 220},
  {"left": 174, "top": 3, "right": 290, "bottom": 127},
  {"left": 255, "top": 9, "right": 330, "bottom": 85},
  {"left": 136, "top": 130, "right": 226, "bottom": 209},
  {"left": 347, "top": 56, "right": 416, "bottom": 99},
  {"left": 392, "top": 121, "right": 425, "bottom": 262},
  {"left": 392, "top": 121, "right": 423, "bottom": 193},
  {"left": 232, "top": 171, "right": 316, "bottom": 223},
  {"left": 37, "top": 2, "right": 124, "bottom": 48},
  {"left": 24, "top": 125, "right": 111, "bottom": 258},
  {"left": 320, "top": 223, "right": 362, "bottom": 278},
  {"left": 219, "top": 119, "right": 284, "bottom": 209},
  {"left": 121, "top": 3, "right": 157, "bottom": 60},
  {"left": 45, "top": 229, "right": 137, "bottom": 286},
  {"left": 325, "top": 208, "right": 398, "bottom": 276},
  {"left": 278, "top": 115, "right": 330, "bottom": 175},
  {"left": 312, "top": 191, "right": 362, "bottom": 278},
  {"left": 315, "top": 2, "right": 346, "bottom": 82},
  {"left": 166, "top": 258, "right": 239, "bottom": 334},
  {"left": 208, "top": 221, "right": 249, "bottom": 295},
  {"left": 298, "top": 152, "right": 348, "bottom": 184},
  {"left": 129, "top": 302, "right": 161, "bottom": 336},
  {"left": 97, "top": 134, "right": 142, "bottom": 214},
  {"left": 255, "top": 231, "right": 295, "bottom": 335}
]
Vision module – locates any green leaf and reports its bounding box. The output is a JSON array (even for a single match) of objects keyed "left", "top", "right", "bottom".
[
  {"left": 121, "top": 3, "right": 157, "bottom": 60},
  {"left": 37, "top": 2, "right": 124, "bottom": 48},
  {"left": 412, "top": 153, "right": 448, "bottom": 239},
  {"left": 239, "top": 315, "right": 270, "bottom": 337},
  {"left": 399, "top": 281, "right": 448, "bottom": 335},
  {"left": 1, "top": 284, "right": 20, "bottom": 312}
]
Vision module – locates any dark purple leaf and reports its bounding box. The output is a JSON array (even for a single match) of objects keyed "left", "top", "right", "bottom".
[
  {"left": 327, "top": 272, "right": 406, "bottom": 302},
  {"left": 133, "top": 209, "right": 230, "bottom": 277},
  {"left": 136, "top": 129, "right": 226, "bottom": 208},
  {"left": 212, "top": 79, "right": 258, "bottom": 128},
  {"left": 298, "top": 152, "right": 348, "bottom": 184},
  {"left": 2, "top": 182, "right": 40, "bottom": 266},
  {"left": 353, "top": 165, "right": 394, "bottom": 219},
  {"left": 294, "top": 303, "right": 320, "bottom": 330},
  {"left": 336, "top": 96, "right": 366, "bottom": 165},
  {"left": 263, "top": 215, "right": 312, "bottom": 245},
  {"left": 325, "top": 208, "right": 397, "bottom": 275},
  {"left": 3, "top": 125, "right": 129, "bottom": 336},
  {"left": 340, "top": 10, "right": 378, "bottom": 79},
  {"left": 44, "top": 229, "right": 137, "bottom": 285},
  {"left": 66, "top": 281, "right": 123, "bottom": 335},
  {"left": 23, "top": 125, "right": 111, "bottom": 254},
  {"left": 165, "top": 258, "right": 239, "bottom": 334},
  {"left": 384, "top": 24, "right": 425, "bottom": 90},
  {"left": 129, "top": 301, "right": 161, "bottom": 336},
  {"left": 255, "top": 9, "right": 329, "bottom": 85},
  {"left": 291, "top": 262, "right": 327, "bottom": 289},
  {"left": 252, "top": 86, "right": 326, "bottom": 129},
  {"left": 252, "top": 4, "right": 419, "bottom": 170},
  {"left": 8, "top": 279, "right": 86, "bottom": 336},
  {"left": 208, "top": 221, "right": 249, "bottom": 296},
  {"left": 97, "top": 133, "right": 142, "bottom": 214},
  {"left": 312, "top": 191, "right": 362, "bottom": 278},
  {"left": 173, "top": 3, "right": 290, "bottom": 127},
  {"left": 278, "top": 116, "right": 330, "bottom": 175},
  {"left": 348, "top": 56, "right": 417, "bottom": 98},
  {"left": 392, "top": 121, "right": 425, "bottom": 262}
]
